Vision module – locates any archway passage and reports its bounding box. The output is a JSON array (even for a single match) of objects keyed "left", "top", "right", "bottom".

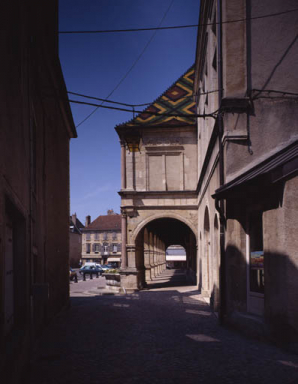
[{"left": 134, "top": 217, "right": 197, "bottom": 289}]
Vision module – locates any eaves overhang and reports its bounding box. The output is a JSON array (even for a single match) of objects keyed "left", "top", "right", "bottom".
[{"left": 212, "top": 140, "right": 298, "bottom": 200}]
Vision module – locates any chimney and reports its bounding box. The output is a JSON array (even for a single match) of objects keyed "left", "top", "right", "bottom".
[
  {"left": 85, "top": 215, "right": 91, "bottom": 227},
  {"left": 71, "top": 213, "right": 77, "bottom": 226},
  {"left": 107, "top": 209, "right": 115, "bottom": 215}
]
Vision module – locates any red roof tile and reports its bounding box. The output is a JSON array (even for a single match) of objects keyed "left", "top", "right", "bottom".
[{"left": 85, "top": 214, "right": 121, "bottom": 231}]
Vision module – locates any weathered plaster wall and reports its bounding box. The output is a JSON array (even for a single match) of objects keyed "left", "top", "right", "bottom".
[
  {"left": 222, "top": 0, "right": 247, "bottom": 97},
  {"left": 250, "top": 0, "right": 298, "bottom": 93}
]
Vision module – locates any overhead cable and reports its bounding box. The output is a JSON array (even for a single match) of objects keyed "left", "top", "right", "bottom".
[
  {"left": 59, "top": 8, "right": 298, "bottom": 34},
  {"left": 68, "top": 91, "right": 151, "bottom": 107},
  {"left": 68, "top": 98, "right": 217, "bottom": 118},
  {"left": 68, "top": 88, "right": 223, "bottom": 108},
  {"left": 75, "top": 0, "right": 175, "bottom": 128}
]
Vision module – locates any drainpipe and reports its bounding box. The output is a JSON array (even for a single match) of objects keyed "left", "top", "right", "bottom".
[{"left": 217, "top": 0, "right": 226, "bottom": 325}]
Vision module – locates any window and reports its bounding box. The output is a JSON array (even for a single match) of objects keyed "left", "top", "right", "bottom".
[
  {"left": 95, "top": 244, "right": 100, "bottom": 253},
  {"left": 113, "top": 244, "right": 117, "bottom": 253},
  {"left": 86, "top": 243, "right": 91, "bottom": 254},
  {"left": 86, "top": 233, "right": 91, "bottom": 241},
  {"left": 103, "top": 232, "right": 107, "bottom": 240},
  {"left": 112, "top": 232, "right": 117, "bottom": 240},
  {"left": 104, "top": 245, "right": 108, "bottom": 254},
  {"left": 95, "top": 232, "right": 99, "bottom": 240},
  {"left": 249, "top": 212, "right": 264, "bottom": 294}
]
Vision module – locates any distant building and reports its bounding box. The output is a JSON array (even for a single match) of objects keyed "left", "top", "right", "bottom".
[
  {"left": 166, "top": 246, "right": 186, "bottom": 269},
  {"left": 0, "top": 1, "right": 76, "bottom": 382},
  {"left": 81, "top": 210, "right": 122, "bottom": 267},
  {"left": 69, "top": 214, "right": 84, "bottom": 268}
]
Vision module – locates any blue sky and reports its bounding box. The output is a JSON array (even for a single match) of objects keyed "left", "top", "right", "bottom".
[{"left": 59, "top": 0, "right": 200, "bottom": 224}]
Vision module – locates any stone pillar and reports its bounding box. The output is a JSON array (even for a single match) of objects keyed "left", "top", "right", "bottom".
[
  {"left": 163, "top": 242, "right": 166, "bottom": 271},
  {"left": 126, "top": 150, "right": 135, "bottom": 190},
  {"left": 157, "top": 238, "right": 161, "bottom": 274},
  {"left": 144, "top": 229, "right": 151, "bottom": 281},
  {"left": 127, "top": 244, "right": 136, "bottom": 268},
  {"left": 120, "top": 140, "right": 126, "bottom": 190},
  {"left": 149, "top": 232, "right": 155, "bottom": 279},
  {"left": 121, "top": 212, "right": 127, "bottom": 269},
  {"left": 153, "top": 234, "right": 158, "bottom": 276}
]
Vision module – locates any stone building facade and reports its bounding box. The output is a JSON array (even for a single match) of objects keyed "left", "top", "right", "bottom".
[
  {"left": 194, "top": 0, "right": 298, "bottom": 347},
  {"left": 0, "top": 1, "right": 76, "bottom": 382},
  {"left": 116, "top": 0, "right": 298, "bottom": 348},
  {"left": 81, "top": 211, "right": 122, "bottom": 267},
  {"left": 115, "top": 67, "right": 198, "bottom": 290},
  {"left": 69, "top": 214, "right": 84, "bottom": 268}
]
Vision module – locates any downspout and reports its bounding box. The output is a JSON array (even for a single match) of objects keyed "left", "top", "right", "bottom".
[{"left": 216, "top": 0, "right": 226, "bottom": 325}]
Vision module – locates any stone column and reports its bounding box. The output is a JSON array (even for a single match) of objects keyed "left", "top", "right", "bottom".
[
  {"left": 121, "top": 211, "right": 127, "bottom": 269},
  {"left": 157, "top": 237, "right": 161, "bottom": 274},
  {"left": 153, "top": 234, "right": 158, "bottom": 276},
  {"left": 149, "top": 232, "right": 155, "bottom": 279},
  {"left": 120, "top": 140, "right": 126, "bottom": 190},
  {"left": 144, "top": 229, "right": 151, "bottom": 281}
]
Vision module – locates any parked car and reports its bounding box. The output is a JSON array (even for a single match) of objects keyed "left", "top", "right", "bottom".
[
  {"left": 69, "top": 268, "right": 78, "bottom": 282},
  {"left": 79, "top": 265, "right": 103, "bottom": 279},
  {"left": 101, "top": 265, "right": 109, "bottom": 271},
  {"left": 80, "top": 262, "right": 97, "bottom": 270}
]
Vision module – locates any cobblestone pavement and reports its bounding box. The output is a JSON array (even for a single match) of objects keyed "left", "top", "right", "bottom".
[{"left": 27, "top": 271, "right": 298, "bottom": 384}]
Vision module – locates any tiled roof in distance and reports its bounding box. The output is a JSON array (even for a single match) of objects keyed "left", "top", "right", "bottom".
[{"left": 85, "top": 214, "right": 121, "bottom": 231}]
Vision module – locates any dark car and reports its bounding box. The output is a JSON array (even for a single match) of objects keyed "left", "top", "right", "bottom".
[
  {"left": 79, "top": 265, "right": 103, "bottom": 280},
  {"left": 69, "top": 268, "right": 78, "bottom": 282}
]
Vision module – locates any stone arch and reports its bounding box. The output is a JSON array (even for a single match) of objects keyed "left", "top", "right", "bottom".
[{"left": 132, "top": 212, "right": 197, "bottom": 244}]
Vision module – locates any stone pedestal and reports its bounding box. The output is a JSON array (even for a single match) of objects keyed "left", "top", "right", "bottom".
[{"left": 120, "top": 268, "right": 141, "bottom": 292}]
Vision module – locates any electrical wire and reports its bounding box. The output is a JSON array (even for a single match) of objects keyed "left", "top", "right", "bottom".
[
  {"left": 251, "top": 89, "right": 298, "bottom": 96},
  {"left": 59, "top": 8, "right": 298, "bottom": 34},
  {"left": 75, "top": 0, "right": 175, "bottom": 128},
  {"left": 67, "top": 88, "right": 223, "bottom": 108},
  {"left": 68, "top": 98, "right": 218, "bottom": 118},
  {"left": 68, "top": 91, "right": 150, "bottom": 107}
]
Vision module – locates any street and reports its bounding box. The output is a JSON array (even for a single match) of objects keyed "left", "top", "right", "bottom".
[{"left": 26, "top": 270, "right": 298, "bottom": 384}]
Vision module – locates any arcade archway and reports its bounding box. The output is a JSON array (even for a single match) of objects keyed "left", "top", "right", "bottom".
[{"left": 134, "top": 217, "right": 197, "bottom": 288}]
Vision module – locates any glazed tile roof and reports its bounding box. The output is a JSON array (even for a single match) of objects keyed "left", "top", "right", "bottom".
[
  {"left": 116, "top": 65, "right": 196, "bottom": 128},
  {"left": 84, "top": 214, "right": 121, "bottom": 231}
]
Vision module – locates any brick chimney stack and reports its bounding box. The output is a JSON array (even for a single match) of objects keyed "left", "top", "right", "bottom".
[
  {"left": 71, "top": 213, "right": 77, "bottom": 226},
  {"left": 85, "top": 215, "right": 91, "bottom": 227}
]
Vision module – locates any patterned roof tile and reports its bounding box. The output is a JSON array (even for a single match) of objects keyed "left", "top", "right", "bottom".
[{"left": 116, "top": 65, "right": 195, "bottom": 128}]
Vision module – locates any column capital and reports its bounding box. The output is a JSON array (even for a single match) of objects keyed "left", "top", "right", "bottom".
[{"left": 121, "top": 208, "right": 127, "bottom": 217}]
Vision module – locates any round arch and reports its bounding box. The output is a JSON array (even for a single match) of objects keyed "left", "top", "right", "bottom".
[{"left": 132, "top": 212, "right": 198, "bottom": 244}]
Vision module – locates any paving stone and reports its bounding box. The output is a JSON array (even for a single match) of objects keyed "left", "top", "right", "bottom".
[{"left": 27, "top": 272, "right": 298, "bottom": 384}]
